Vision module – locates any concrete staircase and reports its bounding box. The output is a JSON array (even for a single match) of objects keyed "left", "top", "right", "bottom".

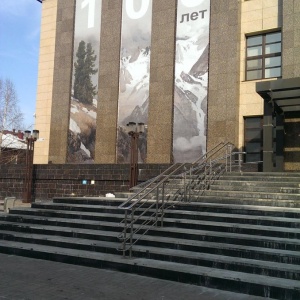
[{"left": 0, "top": 172, "right": 300, "bottom": 299}]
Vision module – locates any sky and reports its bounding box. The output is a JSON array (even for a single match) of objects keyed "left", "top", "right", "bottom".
[{"left": 0, "top": 0, "right": 42, "bottom": 130}]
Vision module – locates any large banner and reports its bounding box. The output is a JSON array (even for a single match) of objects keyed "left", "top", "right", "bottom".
[
  {"left": 173, "top": 0, "right": 210, "bottom": 162},
  {"left": 67, "top": 0, "right": 102, "bottom": 163},
  {"left": 116, "top": 0, "right": 153, "bottom": 163}
]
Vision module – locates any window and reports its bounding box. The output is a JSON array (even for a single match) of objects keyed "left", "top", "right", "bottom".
[
  {"left": 246, "top": 32, "right": 281, "bottom": 80},
  {"left": 244, "top": 117, "right": 263, "bottom": 163}
]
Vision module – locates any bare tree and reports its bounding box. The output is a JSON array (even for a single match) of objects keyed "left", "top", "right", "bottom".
[
  {"left": 0, "top": 78, "right": 25, "bottom": 163},
  {"left": 0, "top": 78, "right": 24, "bottom": 131}
]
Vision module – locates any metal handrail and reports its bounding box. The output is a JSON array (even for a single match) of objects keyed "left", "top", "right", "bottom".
[
  {"left": 119, "top": 142, "right": 225, "bottom": 210},
  {"left": 118, "top": 142, "right": 241, "bottom": 257}
]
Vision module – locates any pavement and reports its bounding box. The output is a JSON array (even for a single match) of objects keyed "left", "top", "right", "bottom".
[{"left": 0, "top": 253, "right": 268, "bottom": 300}]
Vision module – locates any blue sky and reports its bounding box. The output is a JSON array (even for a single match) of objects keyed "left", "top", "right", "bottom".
[{"left": 0, "top": 0, "right": 42, "bottom": 129}]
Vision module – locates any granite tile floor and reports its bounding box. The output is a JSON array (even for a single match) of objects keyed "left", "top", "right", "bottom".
[{"left": 0, "top": 253, "right": 268, "bottom": 300}]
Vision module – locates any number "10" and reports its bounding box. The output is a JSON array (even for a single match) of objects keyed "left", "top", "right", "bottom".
[{"left": 81, "top": 0, "right": 96, "bottom": 29}]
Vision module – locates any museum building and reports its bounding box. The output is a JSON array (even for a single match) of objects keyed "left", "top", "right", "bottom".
[{"left": 34, "top": 0, "right": 300, "bottom": 171}]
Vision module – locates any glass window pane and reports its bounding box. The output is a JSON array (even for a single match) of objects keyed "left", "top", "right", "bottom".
[
  {"left": 245, "top": 129, "right": 261, "bottom": 140},
  {"left": 247, "top": 59, "right": 262, "bottom": 70},
  {"left": 265, "top": 67, "right": 281, "bottom": 78},
  {"left": 265, "top": 56, "right": 281, "bottom": 68},
  {"left": 247, "top": 36, "right": 262, "bottom": 47},
  {"left": 247, "top": 69, "right": 262, "bottom": 80},
  {"left": 246, "top": 153, "right": 261, "bottom": 163},
  {"left": 265, "top": 43, "right": 281, "bottom": 54},
  {"left": 245, "top": 142, "right": 261, "bottom": 153},
  {"left": 266, "top": 32, "right": 281, "bottom": 43},
  {"left": 245, "top": 118, "right": 261, "bottom": 128},
  {"left": 247, "top": 46, "right": 262, "bottom": 57}
]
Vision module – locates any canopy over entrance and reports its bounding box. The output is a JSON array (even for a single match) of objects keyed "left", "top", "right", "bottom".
[{"left": 256, "top": 78, "right": 300, "bottom": 172}]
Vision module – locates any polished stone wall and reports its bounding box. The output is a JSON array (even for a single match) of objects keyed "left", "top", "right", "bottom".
[
  {"left": 95, "top": 0, "right": 122, "bottom": 163},
  {"left": 282, "top": 0, "right": 300, "bottom": 78},
  {"left": 282, "top": 0, "right": 300, "bottom": 170},
  {"left": 147, "top": 0, "right": 177, "bottom": 163},
  {"left": 48, "top": 0, "right": 76, "bottom": 163},
  {"left": 207, "top": 0, "right": 241, "bottom": 150}
]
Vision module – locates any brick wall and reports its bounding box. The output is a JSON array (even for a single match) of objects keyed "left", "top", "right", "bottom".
[{"left": 0, "top": 164, "right": 170, "bottom": 201}]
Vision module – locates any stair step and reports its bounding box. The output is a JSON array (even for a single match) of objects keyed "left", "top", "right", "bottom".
[
  {"left": 213, "top": 180, "right": 300, "bottom": 188},
  {"left": 8, "top": 207, "right": 300, "bottom": 228},
  {"left": 191, "top": 195, "right": 300, "bottom": 207},
  {"left": 2, "top": 211, "right": 300, "bottom": 239},
  {"left": 1, "top": 219, "right": 300, "bottom": 255},
  {"left": 204, "top": 190, "right": 300, "bottom": 200},
  {"left": 210, "top": 184, "right": 300, "bottom": 194},
  {"left": 32, "top": 201, "right": 300, "bottom": 218},
  {"left": 0, "top": 240, "right": 299, "bottom": 299},
  {"left": 53, "top": 197, "right": 125, "bottom": 206},
  {"left": 221, "top": 174, "right": 300, "bottom": 182},
  {"left": 0, "top": 230, "right": 299, "bottom": 280}
]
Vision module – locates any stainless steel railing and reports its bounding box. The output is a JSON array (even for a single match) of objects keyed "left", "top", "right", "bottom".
[{"left": 118, "top": 142, "right": 244, "bottom": 258}]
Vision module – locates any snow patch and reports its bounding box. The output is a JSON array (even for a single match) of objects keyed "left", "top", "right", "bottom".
[
  {"left": 69, "top": 118, "right": 81, "bottom": 134},
  {"left": 93, "top": 98, "right": 97, "bottom": 108},
  {"left": 80, "top": 142, "right": 90, "bottom": 156},
  {"left": 71, "top": 104, "right": 79, "bottom": 114}
]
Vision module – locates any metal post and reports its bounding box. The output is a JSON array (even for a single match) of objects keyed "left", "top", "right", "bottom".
[
  {"left": 238, "top": 153, "right": 242, "bottom": 172},
  {"left": 156, "top": 186, "right": 159, "bottom": 226},
  {"left": 229, "top": 144, "right": 232, "bottom": 173},
  {"left": 204, "top": 164, "right": 207, "bottom": 189},
  {"left": 123, "top": 210, "right": 128, "bottom": 257},
  {"left": 127, "top": 122, "right": 145, "bottom": 189},
  {"left": 129, "top": 208, "right": 135, "bottom": 258},
  {"left": 209, "top": 159, "right": 212, "bottom": 188},
  {"left": 28, "top": 141, "right": 34, "bottom": 200},
  {"left": 23, "top": 130, "right": 39, "bottom": 203},
  {"left": 183, "top": 169, "right": 187, "bottom": 201},
  {"left": 23, "top": 139, "right": 34, "bottom": 203},
  {"left": 129, "top": 133, "right": 138, "bottom": 188},
  {"left": 161, "top": 182, "right": 165, "bottom": 227},
  {"left": 188, "top": 168, "right": 192, "bottom": 202}
]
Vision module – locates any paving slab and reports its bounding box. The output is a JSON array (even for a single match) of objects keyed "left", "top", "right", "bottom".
[{"left": 0, "top": 253, "right": 269, "bottom": 300}]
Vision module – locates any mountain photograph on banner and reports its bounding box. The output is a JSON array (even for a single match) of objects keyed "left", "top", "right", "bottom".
[
  {"left": 117, "top": 0, "right": 153, "bottom": 163},
  {"left": 67, "top": 0, "right": 102, "bottom": 163},
  {"left": 173, "top": 0, "right": 210, "bottom": 163}
]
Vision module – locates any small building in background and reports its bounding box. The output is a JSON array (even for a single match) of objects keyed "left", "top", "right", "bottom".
[{"left": 0, "top": 130, "right": 27, "bottom": 164}]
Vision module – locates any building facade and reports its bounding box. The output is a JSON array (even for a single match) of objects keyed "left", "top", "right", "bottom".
[{"left": 35, "top": 0, "right": 300, "bottom": 170}]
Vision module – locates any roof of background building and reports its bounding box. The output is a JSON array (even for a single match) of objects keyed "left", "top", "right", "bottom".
[{"left": 1, "top": 134, "right": 27, "bottom": 150}]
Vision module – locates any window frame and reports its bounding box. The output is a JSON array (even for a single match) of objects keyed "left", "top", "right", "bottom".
[
  {"left": 244, "top": 116, "right": 263, "bottom": 163},
  {"left": 245, "top": 31, "right": 282, "bottom": 81}
]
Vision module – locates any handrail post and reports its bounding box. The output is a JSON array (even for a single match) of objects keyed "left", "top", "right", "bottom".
[
  {"left": 161, "top": 182, "right": 165, "bottom": 227},
  {"left": 209, "top": 159, "right": 212, "bottom": 189},
  {"left": 183, "top": 168, "right": 187, "bottom": 202},
  {"left": 156, "top": 186, "right": 159, "bottom": 226},
  {"left": 225, "top": 146, "right": 228, "bottom": 172},
  {"left": 129, "top": 208, "right": 135, "bottom": 258},
  {"left": 229, "top": 145, "right": 232, "bottom": 173},
  {"left": 123, "top": 209, "right": 128, "bottom": 257},
  {"left": 189, "top": 168, "right": 192, "bottom": 202},
  {"left": 239, "top": 152, "right": 242, "bottom": 172}
]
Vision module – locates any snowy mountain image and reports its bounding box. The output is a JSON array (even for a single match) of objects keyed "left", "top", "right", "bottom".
[
  {"left": 173, "top": 34, "right": 209, "bottom": 162},
  {"left": 117, "top": 47, "right": 150, "bottom": 163},
  {"left": 118, "top": 47, "right": 150, "bottom": 124},
  {"left": 67, "top": 96, "right": 97, "bottom": 163}
]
